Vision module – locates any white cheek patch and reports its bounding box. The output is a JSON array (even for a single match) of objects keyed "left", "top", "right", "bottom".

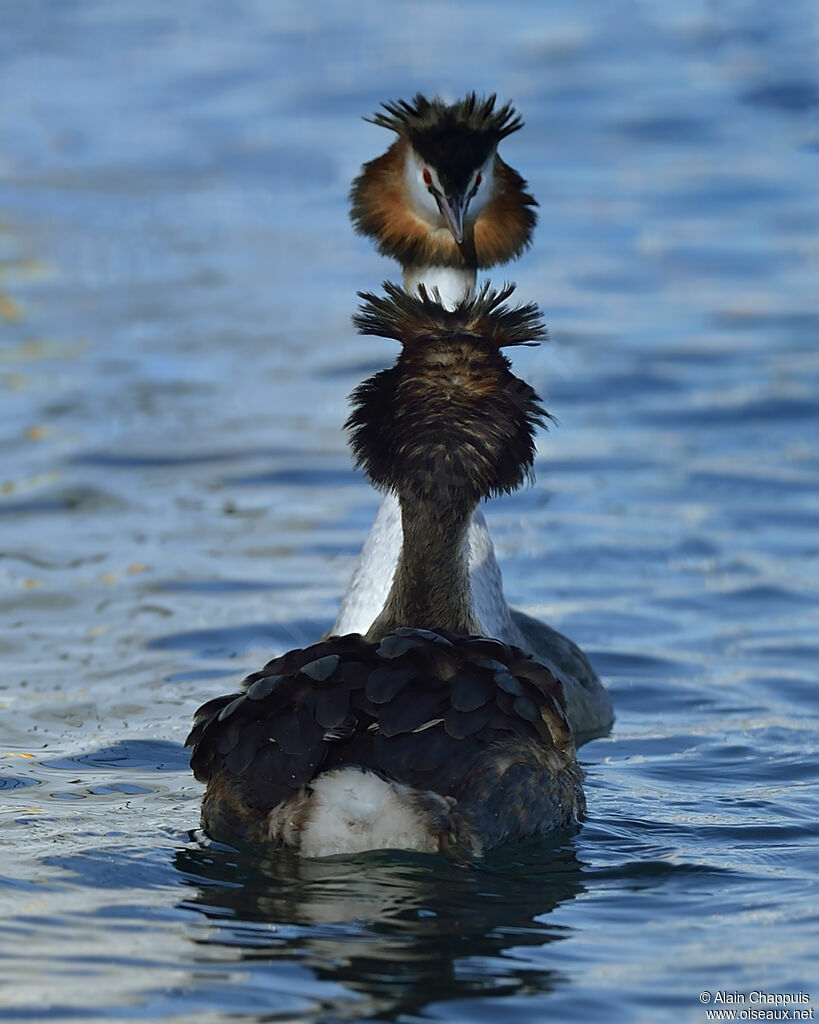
[
  {"left": 465, "top": 155, "right": 496, "bottom": 221},
  {"left": 405, "top": 149, "right": 444, "bottom": 224}
]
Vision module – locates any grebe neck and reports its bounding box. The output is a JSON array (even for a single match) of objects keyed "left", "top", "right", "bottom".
[{"left": 366, "top": 498, "right": 478, "bottom": 640}]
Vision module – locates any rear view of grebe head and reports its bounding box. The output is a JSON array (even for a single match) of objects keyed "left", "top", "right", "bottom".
[
  {"left": 347, "top": 282, "right": 547, "bottom": 510},
  {"left": 350, "top": 94, "right": 538, "bottom": 281},
  {"left": 347, "top": 283, "right": 548, "bottom": 639}
]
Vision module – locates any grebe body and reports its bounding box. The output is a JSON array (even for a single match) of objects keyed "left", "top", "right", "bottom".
[{"left": 189, "top": 625, "right": 583, "bottom": 858}]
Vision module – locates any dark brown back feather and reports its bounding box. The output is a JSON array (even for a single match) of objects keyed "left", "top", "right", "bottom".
[{"left": 186, "top": 627, "right": 575, "bottom": 816}]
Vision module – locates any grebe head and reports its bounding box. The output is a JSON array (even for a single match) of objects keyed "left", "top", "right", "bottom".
[
  {"left": 351, "top": 94, "right": 537, "bottom": 271},
  {"left": 346, "top": 282, "right": 548, "bottom": 510},
  {"left": 370, "top": 93, "right": 522, "bottom": 244}
]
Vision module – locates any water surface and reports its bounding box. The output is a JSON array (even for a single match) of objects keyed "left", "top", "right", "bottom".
[{"left": 1, "top": 2, "right": 817, "bottom": 1021}]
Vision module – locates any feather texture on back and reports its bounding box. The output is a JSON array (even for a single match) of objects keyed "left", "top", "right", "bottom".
[{"left": 187, "top": 627, "right": 584, "bottom": 856}]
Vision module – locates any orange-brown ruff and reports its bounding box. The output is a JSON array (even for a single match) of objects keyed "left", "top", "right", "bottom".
[
  {"left": 187, "top": 286, "right": 584, "bottom": 859},
  {"left": 350, "top": 93, "right": 537, "bottom": 270}
]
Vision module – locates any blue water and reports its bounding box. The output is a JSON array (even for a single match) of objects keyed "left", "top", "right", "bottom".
[{"left": 1, "top": 2, "right": 817, "bottom": 1021}]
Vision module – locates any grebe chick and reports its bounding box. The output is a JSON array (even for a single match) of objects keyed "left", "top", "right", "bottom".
[
  {"left": 350, "top": 93, "right": 537, "bottom": 309},
  {"left": 187, "top": 285, "right": 584, "bottom": 859}
]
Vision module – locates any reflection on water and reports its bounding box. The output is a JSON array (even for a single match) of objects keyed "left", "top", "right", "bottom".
[
  {"left": 175, "top": 836, "right": 585, "bottom": 1018},
  {"left": 1, "top": 0, "right": 818, "bottom": 1020}
]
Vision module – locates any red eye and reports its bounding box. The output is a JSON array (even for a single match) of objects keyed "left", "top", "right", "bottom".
[
  {"left": 475, "top": 172, "right": 482, "bottom": 187},
  {"left": 422, "top": 168, "right": 432, "bottom": 186}
]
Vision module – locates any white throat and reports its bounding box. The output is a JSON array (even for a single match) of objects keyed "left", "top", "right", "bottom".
[{"left": 403, "top": 265, "right": 476, "bottom": 310}]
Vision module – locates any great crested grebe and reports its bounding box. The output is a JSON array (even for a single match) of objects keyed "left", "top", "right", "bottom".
[
  {"left": 188, "top": 285, "right": 584, "bottom": 858},
  {"left": 336, "top": 93, "right": 613, "bottom": 741}
]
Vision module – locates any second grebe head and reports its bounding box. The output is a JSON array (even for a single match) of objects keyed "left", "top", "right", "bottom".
[
  {"left": 383, "top": 93, "right": 520, "bottom": 244},
  {"left": 351, "top": 93, "right": 538, "bottom": 273}
]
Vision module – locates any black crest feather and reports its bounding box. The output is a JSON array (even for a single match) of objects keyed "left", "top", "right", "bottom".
[
  {"left": 353, "top": 281, "right": 546, "bottom": 349},
  {"left": 367, "top": 93, "right": 525, "bottom": 195},
  {"left": 368, "top": 93, "right": 524, "bottom": 143},
  {"left": 346, "top": 284, "right": 549, "bottom": 504}
]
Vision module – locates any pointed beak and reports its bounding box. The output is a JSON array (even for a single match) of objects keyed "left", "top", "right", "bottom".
[{"left": 435, "top": 192, "right": 467, "bottom": 245}]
